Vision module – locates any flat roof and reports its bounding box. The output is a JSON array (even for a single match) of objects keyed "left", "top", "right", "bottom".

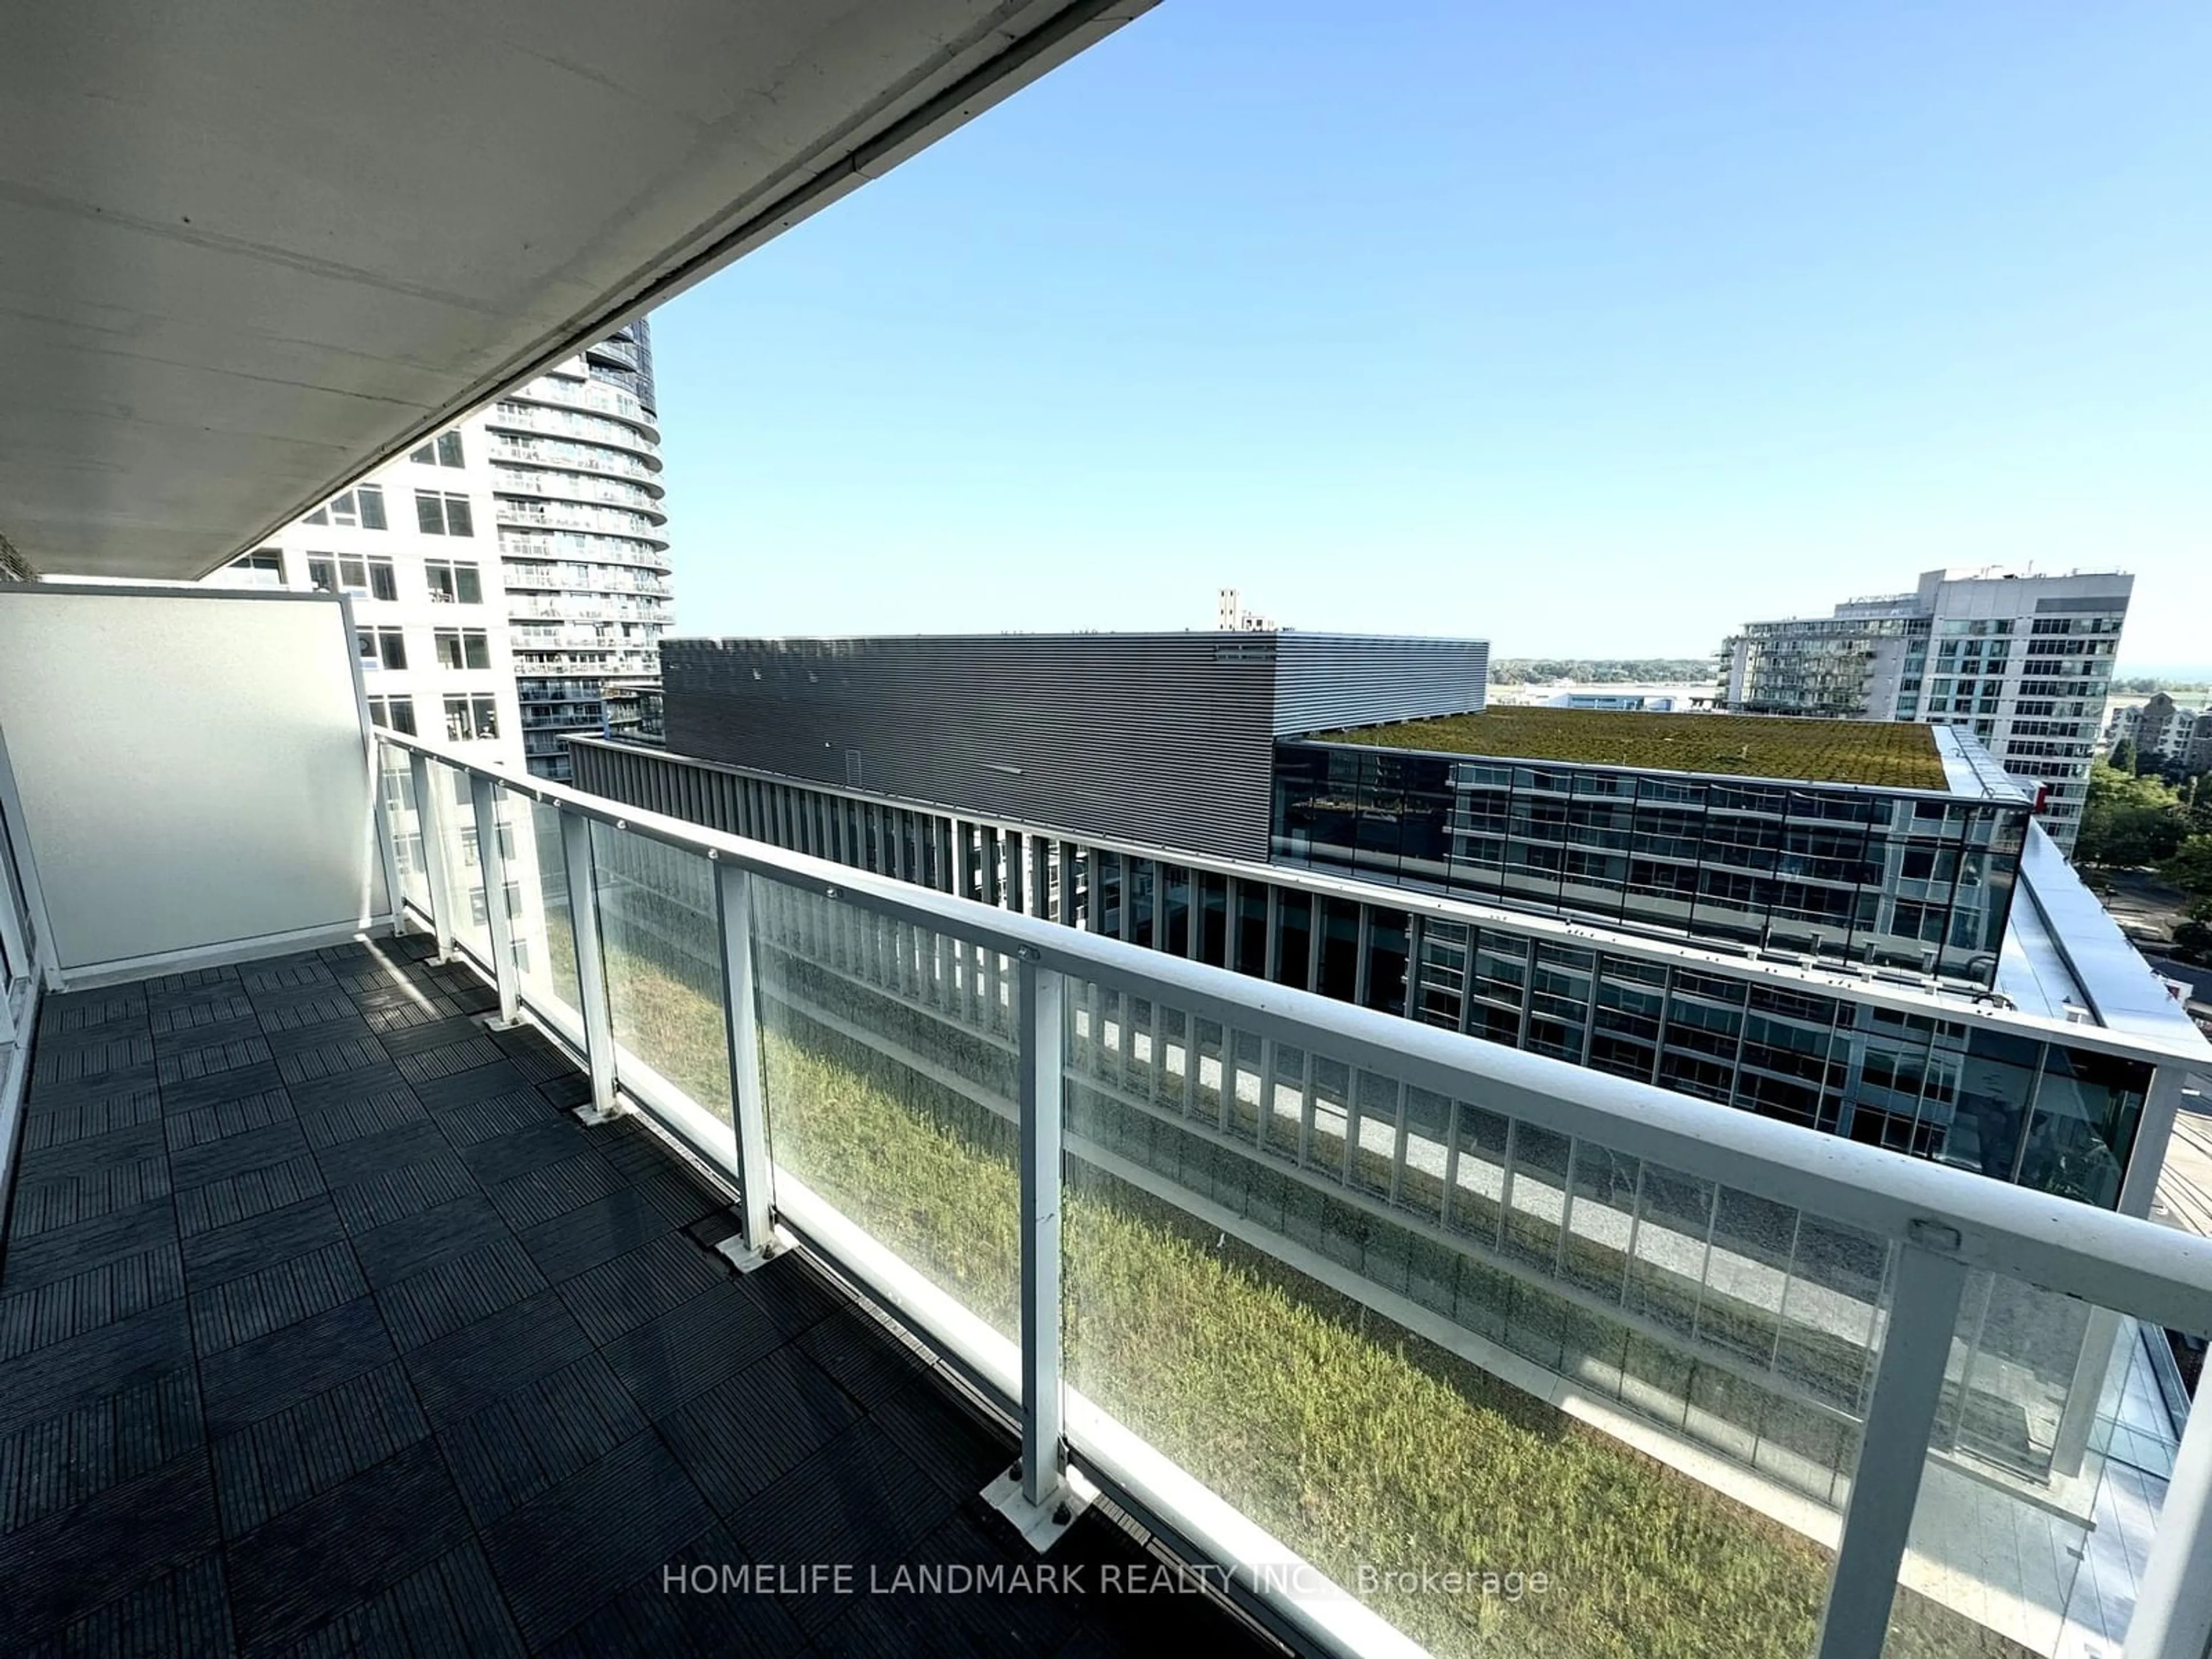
[{"left": 1309, "top": 706, "right": 1955, "bottom": 791}]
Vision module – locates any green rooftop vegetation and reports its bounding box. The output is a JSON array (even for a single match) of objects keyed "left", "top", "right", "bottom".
[{"left": 1313, "top": 706, "right": 1950, "bottom": 791}]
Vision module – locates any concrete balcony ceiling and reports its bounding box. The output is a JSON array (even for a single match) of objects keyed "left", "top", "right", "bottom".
[{"left": 0, "top": 0, "right": 1154, "bottom": 581}]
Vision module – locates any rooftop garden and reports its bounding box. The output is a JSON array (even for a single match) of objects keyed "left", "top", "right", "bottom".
[{"left": 1311, "top": 707, "right": 1950, "bottom": 791}]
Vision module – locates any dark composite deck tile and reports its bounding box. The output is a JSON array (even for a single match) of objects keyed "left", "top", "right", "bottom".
[
  {"left": 150, "top": 1016, "right": 267, "bottom": 1062},
  {"left": 253, "top": 992, "right": 361, "bottom": 1036},
  {"left": 164, "top": 1088, "right": 297, "bottom": 1155},
  {"left": 175, "top": 1155, "right": 327, "bottom": 1237},
  {"left": 36, "top": 987, "right": 147, "bottom": 1034},
  {"left": 793, "top": 1305, "right": 941, "bottom": 1410},
  {"left": 209, "top": 1362, "right": 431, "bottom": 1538},
  {"left": 169, "top": 1119, "right": 315, "bottom": 1192},
  {"left": 0, "top": 1240, "right": 186, "bottom": 1361},
  {"left": 438, "top": 1086, "right": 561, "bottom": 1147},
  {"left": 188, "top": 1241, "right": 368, "bottom": 1355},
  {"left": 8, "top": 1156, "right": 172, "bottom": 1238},
  {"left": 603, "top": 1281, "right": 787, "bottom": 1417},
  {"left": 358, "top": 993, "right": 472, "bottom": 1032},
  {"left": 156, "top": 1059, "right": 291, "bottom": 1114},
  {"left": 497, "top": 1041, "right": 578, "bottom": 1088},
  {"left": 516, "top": 1183, "right": 690, "bottom": 1282},
  {"left": 401, "top": 1289, "right": 597, "bottom": 1427},
  {"left": 346, "top": 1191, "right": 511, "bottom": 1289},
  {"left": 657, "top": 1344, "right": 863, "bottom": 1514},
  {"left": 409, "top": 1057, "right": 537, "bottom": 1110},
  {"left": 376, "top": 1235, "right": 547, "bottom": 1352},
  {"left": 870, "top": 1375, "right": 1018, "bottom": 1499},
  {"left": 437, "top": 1351, "right": 646, "bottom": 1529},
  {"left": 308, "top": 1116, "right": 450, "bottom": 1188},
  {"left": 145, "top": 994, "right": 257, "bottom": 1036},
  {"left": 460, "top": 1113, "right": 602, "bottom": 1187},
  {"left": 293, "top": 1083, "right": 428, "bottom": 1149},
  {"left": 535, "top": 1522, "right": 803, "bottom": 1659},
  {"left": 478, "top": 1430, "right": 714, "bottom": 1650},
  {"left": 725, "top": 1419, "right": 956, "bottom": 1633},
  {"left": 818, "top": 1506, "right": 1086, "bottom": 1659},
  {"left": 393, "top": 1033, "right": 509, "bottom": 1086},
  {"left": 279, "top": 1062, "right": 411, "bottom": 1109},
  {"left": 14, "top": 1550, "right": 234, "bottom": 1659},
  {"left": 0, "top": 1196, "right": 178, "bottom": 1295},
  {"left": 0, "top": 1452, "right": 221, "bottom": 1649},
  {"left": 327, "top": 1147, "right": 480, "bottom": 1234},
  {"left": 269, "top": 1539, "right": 524, "bottom": 1659},
  {"left": 274, "top": 1036, "right": 392, "bottom": 1088},
  {"left": 537, "top": 1070, "right": 596, "bottom": 1110},
  {"left": 181, "top": 1196, "right": 350, "bottom": 1290},
  {"left": 741, "top": 1252, "right": 848, "bottom": 1338},
  {"left": 198, "top": 1297, "right": 397, "bottom": 1437},
  {"left": 31, "top": 1031, "right": 155, "bottom": 1087},
  {"left": 14, "top": 1113, "right": 168, "bottom": 1179},
  {"left": 0, "top": 1364, "right": 202, "bottom": 1533},
  {"left": 19, "top": 1082, "right": 162, "bottom": 1152},
  {"left": 373, "top": 1013, "right": 492, "bottom": 1057},
  {"left": 0, "top": 1301, "right": 195, "bottom": 1441},
  {"left": 256, "top": 1013, "right": 376, "bottom": 1058},
  {"left": 237, "top": 959, "right": 340, "bottom": 998},
  {"left": 555, "top": 1229, "right": 726, "bottom": 1345},
  {"left": 484, "top": 1147, "right": 629, "bottom": 1230},
  {"left": 224, "top": 1438, "right": 472, "bottom": 1656}
]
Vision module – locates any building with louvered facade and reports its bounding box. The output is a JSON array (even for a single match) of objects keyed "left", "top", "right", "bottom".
[{"left": 655, "top": 631, "right": 1491, "bottom": 861}]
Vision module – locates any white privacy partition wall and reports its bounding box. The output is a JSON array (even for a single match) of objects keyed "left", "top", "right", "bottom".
[{"left": 0, "top": 586, "right": 392, "bottom": 987}]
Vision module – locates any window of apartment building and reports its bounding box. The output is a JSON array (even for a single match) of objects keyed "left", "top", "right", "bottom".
[
  {"left": 225, "top": 549, "right": 284, "bottom": 587},
  {"left": 305, "top": 484, "right": 387, "bottom": 529},
  {"left": 409, "top": 431, "right": 466, "bottom": 468},
  {"left": 424, "top": 559, "right": 483, "bottom": 605},
  {"left": 357, "top": 627, "right": 407, "bottom": 671},
  {"left": 306, "top": 554, "right": 398, "bottom": 601},
  {"left": 415, "top": 490, "right": 475, "bottom": 536},
  {"left": 444, "top": 694, "right": 499, "bottom": 742},
  {"left": 434, "top": 628, "right": 491, "bottom": 670},
  {"left": 367, "top": 695, "right": 416, "bottom": 736}
]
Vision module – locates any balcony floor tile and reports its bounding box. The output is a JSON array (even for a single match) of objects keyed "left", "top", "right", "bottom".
[{"left": 0, "top": 937, "right": 1287, "bottom": 1658}]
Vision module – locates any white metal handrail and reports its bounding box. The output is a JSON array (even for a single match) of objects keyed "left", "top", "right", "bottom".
[{"left": 374, "top": 729, "right": 2212, "bottom": 1659}]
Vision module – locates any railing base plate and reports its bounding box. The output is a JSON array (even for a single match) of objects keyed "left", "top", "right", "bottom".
[
  {"left": 983, "top": 1463, "right": 1096, "bottom": 1554},
  {"left": 715, "top": 1223, "right": 794, "bottom": 1275},
  {"left": 476, "top": 1013, "right": 529, "bottom": 1033},
  {"left": 572, "top": 1098, "right": 631, "bottom": 1127}
]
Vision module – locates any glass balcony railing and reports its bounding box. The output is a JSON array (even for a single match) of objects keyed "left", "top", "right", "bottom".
[{"left": 372, "top": 728, "right": 2212, "bottom": 1659}]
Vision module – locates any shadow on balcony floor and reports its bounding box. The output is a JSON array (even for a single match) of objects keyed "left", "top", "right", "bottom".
[{"left": 0, "top": 935, "right": 1284, "bottom": 1658}]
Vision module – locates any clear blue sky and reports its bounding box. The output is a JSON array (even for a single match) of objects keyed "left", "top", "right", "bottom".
[{"left": 649, "top": 1, "right": 2211, "bottom": 671}]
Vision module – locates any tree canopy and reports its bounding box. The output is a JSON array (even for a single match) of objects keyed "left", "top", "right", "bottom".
[{"left": 2075, "top": 762, "right": 2191, "bottom": 868}]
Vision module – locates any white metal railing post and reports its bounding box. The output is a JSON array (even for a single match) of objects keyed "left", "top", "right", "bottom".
[
  {"left": 368, "top": 740, "right": 406, "bottom": 938},
  {"left": 711, "top": 859, "right": 778, "bottom": 1266},
  {"left": 407, "top": 751, "right": 459, "bottom": 962},
  {"left": 1813, "top": 1240, "right": 1969, "bottom": 1659},
  {"left": 467, "top": 771, "right": 522, "bottom": 1027},
  {"left": 985, "top": 950, "right": 1085, "bottom": 1548},
  {"left": 558, "top": 806, "right": 622, "bottom": 1123},
  {"left": 2124, "top": 1376, "right": 2212, "bottom": 1659}
]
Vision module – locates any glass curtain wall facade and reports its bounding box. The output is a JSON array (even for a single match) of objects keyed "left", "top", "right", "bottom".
[
  {"left": 1272, "top": 741, "right": 2028, "bottom": 985},
  {"left": 492, "top": 320, "right": 675, "bottom": 781}
]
